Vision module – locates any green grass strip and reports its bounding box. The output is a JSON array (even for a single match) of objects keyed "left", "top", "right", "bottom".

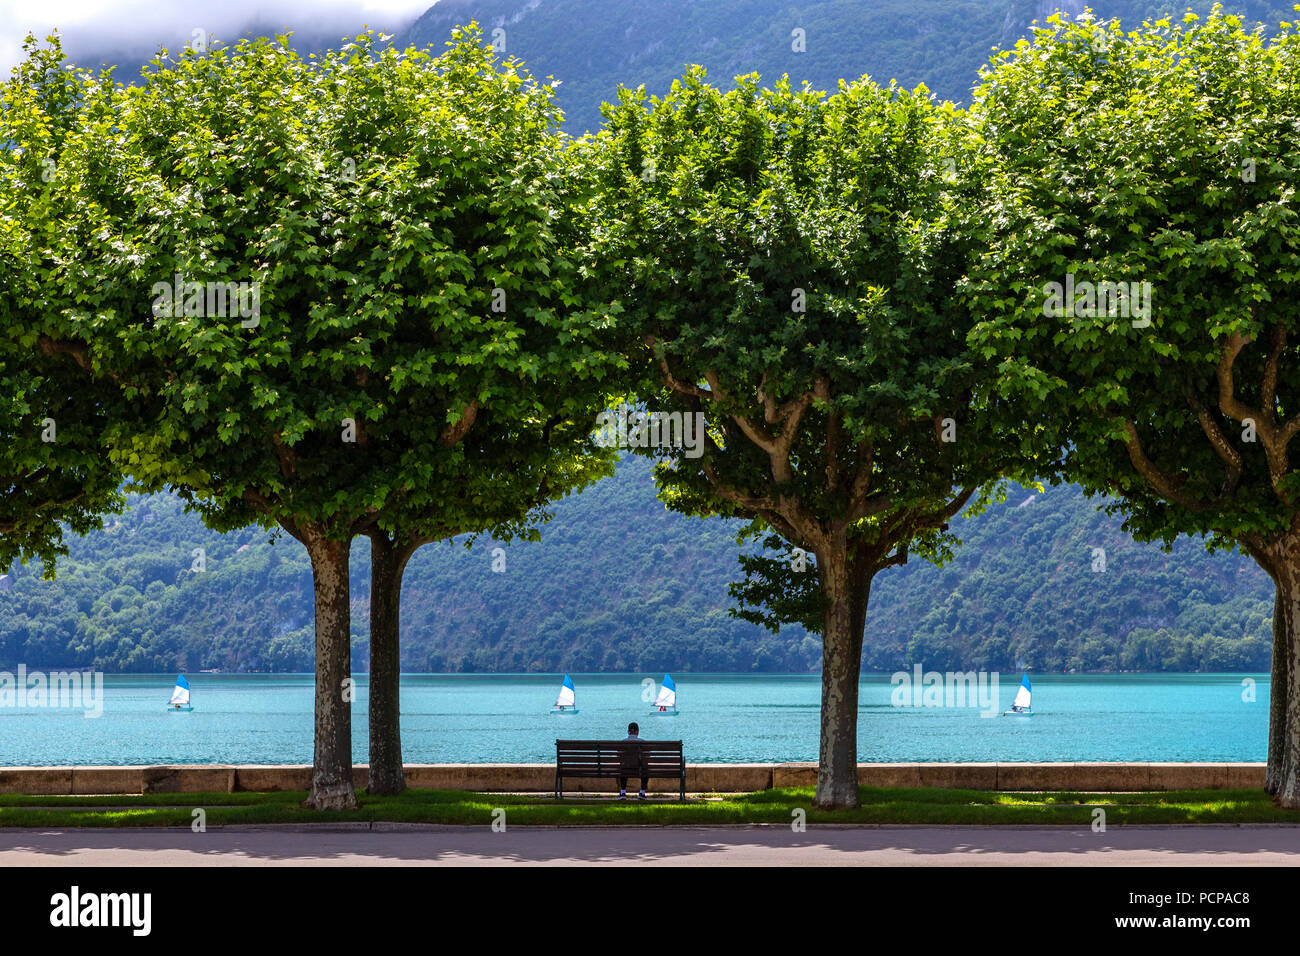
[{"left": 0, "top": 786, "right": 1295, "bottom": 828}]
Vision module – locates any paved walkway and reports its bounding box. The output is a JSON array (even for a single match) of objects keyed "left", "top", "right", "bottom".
[{"left": 2, "top": 824, "right": 1299, "bottom": 865}]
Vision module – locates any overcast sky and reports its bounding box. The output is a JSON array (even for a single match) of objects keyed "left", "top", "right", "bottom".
[{"left": 0, "top": 0, "right": 435, "bottom": 74}]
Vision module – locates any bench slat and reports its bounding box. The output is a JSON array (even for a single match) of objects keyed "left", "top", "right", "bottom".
[{"left": 554, "top": 739, "right": 686, "bottom": 801}]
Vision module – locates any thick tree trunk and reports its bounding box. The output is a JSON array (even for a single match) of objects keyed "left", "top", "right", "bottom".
[
  {"left": 366, "top": 531, "right": 415, "bottom": 796},
  {"left": 301, "top": 532, "right": 357, "bottom": 810},
  {"left": 814, "top": 544, "right": 871, "bottom": 810},
  {"left": 1267, "top": 593, "right": 1289, "bottom": 795},
  {"left": 1264, "top": 537, "right": 1300, "bottom": 807}
]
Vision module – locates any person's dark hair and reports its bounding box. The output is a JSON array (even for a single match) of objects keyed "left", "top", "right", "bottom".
[{"left": 628, "top": 722, "right": 639, "bottom": 735}]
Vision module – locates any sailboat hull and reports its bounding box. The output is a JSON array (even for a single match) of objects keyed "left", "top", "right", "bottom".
[
  {"left": 167, "top": 706, "right": 194, "bottom": 712},
  {"left": 550, "top": 708, "right": 579, "bottom": 715}
]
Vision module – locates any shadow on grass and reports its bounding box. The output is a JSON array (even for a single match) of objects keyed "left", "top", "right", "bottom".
[{"left": 0, "top": 786, "right": 1292, "bottom": 827}]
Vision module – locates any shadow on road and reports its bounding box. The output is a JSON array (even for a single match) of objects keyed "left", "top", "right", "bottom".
[{"left": 2, "top": 825, "right": 1299, "bottom": 865}]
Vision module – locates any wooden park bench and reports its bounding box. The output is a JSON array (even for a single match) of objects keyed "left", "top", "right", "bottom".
[{"left": 555, "top": 739, "right": 686, "bottom": 801}]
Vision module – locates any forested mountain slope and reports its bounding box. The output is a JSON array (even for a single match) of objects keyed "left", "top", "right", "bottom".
[
  {"left": 398, "top": 0, "right": 1298, "bottom": 133},
  {"left": 0, "top": 460, "right": 1271, "bottom": 673}
]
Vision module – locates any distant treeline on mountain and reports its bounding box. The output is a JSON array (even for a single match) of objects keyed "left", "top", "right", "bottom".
[
  {"left": 0, "top": 458, "right": 1272, "bottom": 673},
  {"left": 397, "top": 0, "right": 1300, "bottom": 134}
]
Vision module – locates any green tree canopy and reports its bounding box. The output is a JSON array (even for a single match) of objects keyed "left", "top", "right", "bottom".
[
  {"left": 583, "top": 68, "right": 1020, "bottom": 807},
  {"left": 0, "top": 38, "right": 125, "bottom": 570},
  {"left": 15, "top": 28, "right": 619, "bottom": 808},
  {"left": 966, "top": 7, "right": 1300, "bottom": 806}
]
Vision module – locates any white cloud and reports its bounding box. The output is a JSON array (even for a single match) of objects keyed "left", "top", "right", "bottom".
[{"left": 0, "top": 0, "right": 436, "bottom": 75}]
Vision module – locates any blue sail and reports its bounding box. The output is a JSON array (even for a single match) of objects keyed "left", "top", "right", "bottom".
[
  {"left": 1011, "top": 674, "right": 1031, "bottom": 710},
  {"left": 555, "top": 674, "right": 576, "bottom": 708},
  {"left": 654, "top": 674, "right": 676, "bottom": 710},
  {"left": 168, "top": 674, "right": 191, "bottom": 706}
]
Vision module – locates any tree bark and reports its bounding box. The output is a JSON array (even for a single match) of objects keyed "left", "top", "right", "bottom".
[
  {"left": 1267, "top": 591, "right": 1288, "bottom": 795},
  {"left": 814, "top": 542, "right": 871, "bottom": 810},
  {"left": 300, "top": 530, "right": 358, "bottom": 810},
  {"left": 366, "top": 531, "right": 416, "bottom": 796},
  {"left": 1264, "top": 536, "right": 1300, "bottom": 807}
]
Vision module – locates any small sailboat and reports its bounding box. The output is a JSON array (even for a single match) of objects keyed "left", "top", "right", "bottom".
[
  {"left": 167, "top": 674, "right": 194, "bottom": 712},
  {"left": 649, "top": 674, "right": 678, "bottom": 716},
  {"left": 1002, "top": 673, "right": 1032, "bottom": 716},
  {"left": 551, "top": 673, "right": 578, "bottom": 715}
]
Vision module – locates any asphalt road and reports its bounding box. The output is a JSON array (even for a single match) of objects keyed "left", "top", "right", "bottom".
[{"left": 1, "top": 824, "right": 1299, "bottom": 865}]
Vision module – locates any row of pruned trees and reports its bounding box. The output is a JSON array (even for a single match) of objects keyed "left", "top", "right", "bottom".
[{"left": 3, "top": 10, "right": 1300, "bottom": 810}]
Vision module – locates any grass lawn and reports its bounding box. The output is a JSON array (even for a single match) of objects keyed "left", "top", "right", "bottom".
[{"left": 0, "top": 786, "right": 1295, "bottom": 827}]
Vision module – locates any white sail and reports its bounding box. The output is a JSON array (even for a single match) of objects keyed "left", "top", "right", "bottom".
[
  {"left": 555, "top": 674, "right": 576, "bottom": 708},
  {"left": 168, "top": 675, "right": 191, "bottom": 706},
  {"left": 654, "top": 674, "right": 676, "bottom": 709},
  {"left": 1011, "top": 675, "right": 1031, "bottom": 710}
]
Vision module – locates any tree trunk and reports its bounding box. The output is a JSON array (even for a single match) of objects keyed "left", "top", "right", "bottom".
[
  {"left": 814, "top": 543, "right": 871, "bottom": 810},
  {"left": 1267, "top": 592, "right": 1289, "bottom": 796},
  {"left": 301, "top": 531, "right": 357, "bottom": 810},
  {"left": 1264, "top": 536, "right": 1300, "bottom": 808},
  {"left": 367, "top": 531, "right": 416, "bottom": 796}
]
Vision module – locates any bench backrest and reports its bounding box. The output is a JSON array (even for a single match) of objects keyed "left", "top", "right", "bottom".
[{"left": 556, "top": 740, "right": 684, "bottom": 774}]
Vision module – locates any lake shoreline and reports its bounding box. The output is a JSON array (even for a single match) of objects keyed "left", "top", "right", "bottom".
[{"left": 0, "top": 761, "right": 1267, "bottom": 796}]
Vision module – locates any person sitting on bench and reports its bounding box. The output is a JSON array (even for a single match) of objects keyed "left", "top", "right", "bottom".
[{"left": 619, "top": 722, "right": 648, "bottom": 800}]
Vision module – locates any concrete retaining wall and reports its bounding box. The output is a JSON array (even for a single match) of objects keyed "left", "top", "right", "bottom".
[{"left": 0, "top": 762, "right": 1266, "bottom": 795}]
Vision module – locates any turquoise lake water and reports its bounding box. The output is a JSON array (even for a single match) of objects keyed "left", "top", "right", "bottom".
[{"left": 0, "top": 672, "right": 1268, "bottom": 766}]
